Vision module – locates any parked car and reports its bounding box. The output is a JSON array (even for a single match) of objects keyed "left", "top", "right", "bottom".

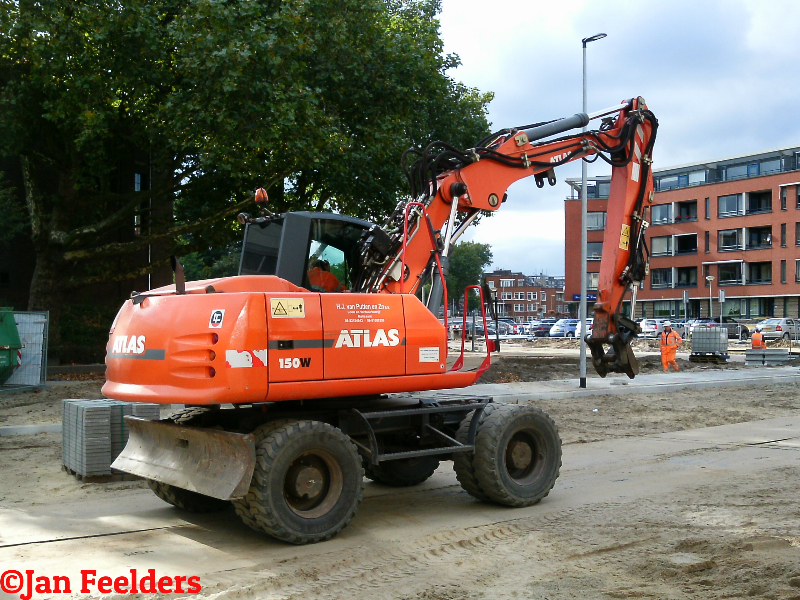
[
  {"left": 530, "top": 318, "right": 556, "bottom": 337},
  {"left": 754, "top": 318, "right": 800, "bottom": 340},
  {"left": 690, "top": 316, "right": 749, "bottom": 340},
  {"left": 549, "top": 318, "right": 580, "bottom": 338},
  {"left": 575, "top": 318, "right": 593, "bottom": 338},
  {"left": 638, "top": 319, "right": 687, "bottom": 339},
  {"left": 498, "top": 319, "right": 522, "bottom": 335}
]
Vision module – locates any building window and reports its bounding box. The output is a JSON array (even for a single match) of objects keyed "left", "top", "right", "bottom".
[
  {"left": 513, "top": 304, "right": 524, "bottom": 312},
  {"left": 718, "top": 229, "right": 742, "bottom": 251},
  {"left": 657, "top": 176, "right": 679, "bottom": 191},
  {"left": 782, "top": 223, "right": 787, "bottom": 247},
  {"left": 587, "top": 212, "right": 606, "bottom": 230},
  {"left": 797, "top": 187, "right": 800, "bottom": 209},
  {"left": 500, "top": 279, "right": 513, "bottom": 287},
  {"left": 651, "top": 268, "right": 672, "bottom": 289},
  {"left": 719, "top": 262, "right": 742, "bottom": 285},
  {"left": 587, "top": 242, "right": 603, "bottom": 260},
  {"left": 651, "top": 204, "right": 671, "bottom": 225},
  {"left": 725, "top": 164, "right": 749, "bottom": 180},
  {"left": 796, "top": 260, "right": 800, "bottom": 282},
  {"left": 517, "top": 279, "right": 524, "bottom": 286},
  {"left": 718, "top": 194, "right": 744, "bottom": 217},
  {"left": 527, "top": 292, "right": 537, "bottom": 300},
  {"left": 528, "top": 303, "right": 536, "bottom": 311},
  {"left": 675, "top": 200, "right": 697, "bottom": 222},
  {"left": 676, "top": 266, "right": 697, "bottom": 288},
  {"left": 746, "top": 190, "right": 772, "bottom": 214},
  {"left": 512, "top": 292, "right": 523, "bottom": 300},
  {"left": 501, "top": 292, "right": 512, "bottom": 300},
  {"left": 689, "top": 170, "right": 706, "bottom": 185},
  {"left": 781, "top": 260, "right": 787, "bottom": 284},
  {"left": 654, "top": 300, "right": 673, "bottom": 317},
  {"left": 747, "top": 261, "right": 772, "bottom": 285},
  {"left": 486, "top": 280, "right": 495, "bottom": 289},
  {"left": 796, "top": 223, "right": 800, "bottom": 245},
  {"left": 762, "top": 158, "right": 781, "bottom": 174},
  {"left": 704, "top": 197, "right": 710, "bottom": 220},
  {"left": 746, "top": 226, "right": 771, "bottom": 250},
  {"left": 541, "top": 292, "right": 547, "bottom": 301},
  {"left": 781, "top": 188, "right": 787, "bottom": 211},
  {"left": 651, "top": 235, "right": 672, "bottom": 257},
  {"left": 675, "top": 234, "right": 698, "bottom": 255},
  {"left": 704, "top": 230, "right": 710, "bottom": 253},
  {"left": 586, "top": 273, "right": 598, "bottom": 291}
]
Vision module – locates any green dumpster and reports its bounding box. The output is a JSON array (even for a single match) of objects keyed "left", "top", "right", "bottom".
[{"left": 0, "top": 308, "right": 22, "bottom": 384}]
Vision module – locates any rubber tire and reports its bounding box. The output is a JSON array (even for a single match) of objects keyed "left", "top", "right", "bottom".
[
  {"left": 783, "top": 332, "right": 791, "bottom": 340},
  {"left": 233, "top": 420, "right": 364, "bottom": 544},
  {"left": 364, "top": 456, "right": 440, "bottom": 487},
  {"left": 145, "top": 407, "right": 230, "bottom": 513},
  {"left": 567, "top": 332, "right": 574, "bottom": 338},
  {"left": 472, "top": 404, "right": 561, "bottom": 507},
  {"left": 452, "top": 403, "right": 500, "bottom": 501},
  {"left": 147, "top": 480, "right": 231, "bottom": 512},
  {"left": 740, "top": 330, "right": 749, "bottom": 341}
]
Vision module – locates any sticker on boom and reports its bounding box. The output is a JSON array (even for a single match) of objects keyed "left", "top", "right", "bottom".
[
  {"left": 619, "top": 223, "right": 630, "bottom": 251},
  {"left": 271, "top": 298, "right": 305, "bottom": 318}
]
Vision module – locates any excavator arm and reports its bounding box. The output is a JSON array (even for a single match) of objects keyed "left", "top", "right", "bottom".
[{"left": 354, "top": 96, "right": 658, "bottom": 378}]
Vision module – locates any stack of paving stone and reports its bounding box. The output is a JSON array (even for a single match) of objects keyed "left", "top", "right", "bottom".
[{"left": 62, "top": 399, "right": 160, "bottom": 478}]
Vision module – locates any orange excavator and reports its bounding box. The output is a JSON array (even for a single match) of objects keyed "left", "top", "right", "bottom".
[{"left": 105, "top": 97, "right": 657, "bottom": 544}]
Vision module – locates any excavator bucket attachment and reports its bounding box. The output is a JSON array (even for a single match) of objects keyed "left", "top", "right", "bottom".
[
  {"left": 112, "top": 417, "right": 256, "bottom": 500},
  {"left": 587, "top": 315, "right": 641, "bottom": 379}
]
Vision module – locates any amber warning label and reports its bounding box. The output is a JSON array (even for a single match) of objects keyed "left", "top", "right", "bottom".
[
  {"left": 270, "top": 298, "right": 305, "bottom": 318},
  {"left": 619, "top": 223, "right": 631, "bottom": 251}
]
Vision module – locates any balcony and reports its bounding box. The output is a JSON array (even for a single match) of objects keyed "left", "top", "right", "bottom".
[{"left": 746, "top": 191, "right": 772, "bottom": 215}]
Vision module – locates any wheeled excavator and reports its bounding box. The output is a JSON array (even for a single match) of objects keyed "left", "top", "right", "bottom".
[{"left": 104, "top": 97, "right": 658, "bottom": 544}]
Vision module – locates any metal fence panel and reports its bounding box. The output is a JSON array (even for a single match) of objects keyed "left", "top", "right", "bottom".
[{"left": 5, "top": 311, "right": 48, "bottom": 387}]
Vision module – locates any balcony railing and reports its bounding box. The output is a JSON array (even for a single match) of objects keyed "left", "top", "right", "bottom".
[
  {"left": 650, "top": 281, "right": 672, "bottom": 289},
  {"left": 746, "top": 242, "right": 772, "bottom": 250},
  {"left": 674, "top": 215, "right": 698, "bottom": 223},
  {"left": 718, "top": 278, "right": 742, "bottom": 285},
  {"left": 747, "top": 278, "right": 772, "bottom": 285},
  {"left": 746, "top": 206, "right": 772, "bottom": 215},
  {"left": 719, "top": 243, "right": 743, "bottom": 251},
  {"left": 675, "top": 249, "right": 698, "bottom": 255},
  {"left": 675, "top": 282, "right": 698, "bottom": 288}
]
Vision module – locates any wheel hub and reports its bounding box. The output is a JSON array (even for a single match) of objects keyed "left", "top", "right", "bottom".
[
  {"left": 508, "top": 439, "right": 532, "bottom": 470},
  {"left": 291, "top": 465, "right": 325, "bottom": 499}
]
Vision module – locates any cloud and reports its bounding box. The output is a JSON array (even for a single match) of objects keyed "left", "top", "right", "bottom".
[{"left": 439, "top": 0, "right": 800, "bottom": 275}]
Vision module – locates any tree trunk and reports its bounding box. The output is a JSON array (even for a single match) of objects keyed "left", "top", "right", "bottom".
[{"left": 27, "top": 245, "right": 66, "bottom": 359}]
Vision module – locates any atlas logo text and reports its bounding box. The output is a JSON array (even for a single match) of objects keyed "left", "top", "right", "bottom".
[
  {"left": 112, "top": 335, "right": 145, "bottom": 354},
  {"left": 334, "top": 329, "right": 400, "bottom": 348}
]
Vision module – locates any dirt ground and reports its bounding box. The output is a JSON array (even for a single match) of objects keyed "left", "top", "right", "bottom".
[{"left": 2, "top": 373, "right": 800, "bottom": 598}]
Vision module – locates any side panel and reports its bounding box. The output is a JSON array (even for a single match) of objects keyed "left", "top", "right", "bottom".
[
  {"left": 321, "top": 294, "right": 405, "bottom": 379},
  {"left": 103, "top": 293, "right": 269, "bottom": 404},
  {"left": 267, "top": 293, "right": 324, "bottom": 382},
  {"left": 403, "top": 295, "right": 447, "bottom": 375}
]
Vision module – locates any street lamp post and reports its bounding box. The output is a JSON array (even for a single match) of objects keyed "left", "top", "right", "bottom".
[
  {"left": 579, "top": 32, "right": 607, "bottom": 389},
  {"left": 706, "top": 275, "right": 715, "bottom": 319}
]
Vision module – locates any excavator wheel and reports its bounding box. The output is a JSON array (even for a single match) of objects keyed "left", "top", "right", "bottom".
[
  {"left": 145, "top": 407, "right": 231, "bottom": 513},
  {"left": 452, "top": 403, "right": 500, "bottom": 501},
  {"left": 364, "top": 456, "right": 441, "bottom": 487},
  {"left": 472, "top": 405, "right": 561, "bottom": 507},
  {"left": 147, "top": 480, "right": 231, "bottom": 513},
  {"left": 233, "top": 419, "right": 364, "bottom": 544}
]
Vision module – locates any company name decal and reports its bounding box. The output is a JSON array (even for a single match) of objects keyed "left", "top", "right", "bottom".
[
  {"left": 111, "top": 335, "right": 145, "bottom": 355},
  {"left": 225, "top": 349, "right": 267, "bottom": 368},
  {"left": 334, "top": 329, "right": 400, "bottom": 348}
]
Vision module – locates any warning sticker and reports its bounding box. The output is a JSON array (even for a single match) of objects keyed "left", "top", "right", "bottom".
[
  {"left": 419, "top": 347, "right": 440, "bottom": 363},
  {"left": 270, "top": 298, "right": 305, "bottom": 318},
  {"left": 619, "top": 223, "right": 631, "bottom": 251}
]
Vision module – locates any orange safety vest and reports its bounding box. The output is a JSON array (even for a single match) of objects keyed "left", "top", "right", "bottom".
[
  {"left": 751, "top": 331, "right": 766, "bottom": 350},
  {"left": 308, "top": 267, "right": 345, "bottom": 292},
  {"left": 660, "top": 329, "right": 682, "bottom": 350}
]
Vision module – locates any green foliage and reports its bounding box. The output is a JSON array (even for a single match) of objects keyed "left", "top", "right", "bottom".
[
  {"left": 0, "top": 172, "right": 27, "bottom": 246},
  {"left": 447, "top": 241, "right": 492, "bottom": 311},
  {"left": 181, "top": 245, "right": 242, "bottom": 281},
  {"left": 0, "top": 0, "right": 492, "bottom": 322},
  {"left": 55, "top": 301, "right": 125, "bottom": 364}
]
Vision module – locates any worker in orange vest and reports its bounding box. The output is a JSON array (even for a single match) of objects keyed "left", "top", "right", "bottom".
[
  {"left": 751, "top": 324, "right": 766, "bottom": 350},
  {"left": 660, "top": 321, "right": 683, "bottom": 372},
  {"left": 308, "top": 259, "right": 347, "bottom": 292}
]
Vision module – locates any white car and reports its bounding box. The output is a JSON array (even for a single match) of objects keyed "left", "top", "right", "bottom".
[{"left": 575, "top": 318, "right": 593, "bottom": 338}]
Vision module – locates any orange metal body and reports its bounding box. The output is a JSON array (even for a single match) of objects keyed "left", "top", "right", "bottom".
[
  {"left": 103, "top": 276, "right": 464, "bottom": 405},
  {"left": 104, "top": 98, "right": 657, "bottom": 404}
]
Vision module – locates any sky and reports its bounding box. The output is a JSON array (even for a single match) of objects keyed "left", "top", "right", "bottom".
[{"left": 438, "top": 0, "right": 800, "bottom": 276}]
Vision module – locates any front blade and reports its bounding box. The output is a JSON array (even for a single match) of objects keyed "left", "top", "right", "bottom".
[{"left": 112, "top": 416, "right": 256, "bottom": 500}]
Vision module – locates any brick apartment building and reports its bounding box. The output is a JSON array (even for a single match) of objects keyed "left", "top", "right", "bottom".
[
  {"left": 564, "top": 145, "right": 800, "bottom": 321},
  {"left": 483, "top": 270, "right": 566, "bottom": 322}
]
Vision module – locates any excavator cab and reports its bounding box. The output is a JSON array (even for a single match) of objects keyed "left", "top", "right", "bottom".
[{"left": 239, "top": 211, "right": 374, "bottom": 291}]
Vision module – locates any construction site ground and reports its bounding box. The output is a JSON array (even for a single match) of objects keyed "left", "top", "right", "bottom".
[{"left": 1, "top": 343, "right": 800, "bottom": 600}]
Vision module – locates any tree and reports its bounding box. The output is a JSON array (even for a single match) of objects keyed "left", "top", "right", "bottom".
[
  {"left": 447, "top": 241, "right": 492, "bottom": 312},
  {"left": 0, "top": 0, "right": 492, "bottom": 347}
]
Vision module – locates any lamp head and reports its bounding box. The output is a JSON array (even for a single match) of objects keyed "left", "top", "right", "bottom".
[{"left": 582, "top": 33, "right": 607, "bottom": 46}]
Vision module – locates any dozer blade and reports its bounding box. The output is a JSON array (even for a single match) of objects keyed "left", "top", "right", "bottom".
[{"left": 112, "top": 416, "right": 256, "bottom": 501}]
